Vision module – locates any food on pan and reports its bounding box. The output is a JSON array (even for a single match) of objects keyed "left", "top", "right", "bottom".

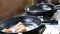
[
  {"left": 2, "top": 22, "right": 26, "bottom": 33},
  {"left": 2, "top": 29, "right": 12, "bottom": 33},
  {"left": 2, "top": 21, "right": 38, "bottom": 33}
]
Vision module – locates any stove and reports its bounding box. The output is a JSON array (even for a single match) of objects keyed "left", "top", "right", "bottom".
[
  {"left": 24, "top": 5, "right": 59, "bottom": 34},
  {"left": 42, "top": 5, "right": 60, "bottom": 34},
  {"left": 0, "top": 5, "right": 59, "bottom": 34}
]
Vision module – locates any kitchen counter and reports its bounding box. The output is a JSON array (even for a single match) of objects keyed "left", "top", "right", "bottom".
[{"left": 42, "top": 23, "right": 60, "bottom": 34}]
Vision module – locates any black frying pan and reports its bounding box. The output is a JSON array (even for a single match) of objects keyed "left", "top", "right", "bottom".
[
  {"left": 25, "top": 3, "right": 57, "bottom": 18},
  {"left": 0, "top": 16, "right": 45, "bottom": 34}
]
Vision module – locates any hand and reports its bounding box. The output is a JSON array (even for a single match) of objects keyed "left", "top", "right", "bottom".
[
  {"left": 14, "top": 22, "right": 26, "bottom": 32},
  {"left": 2, "top": 22, "right": 26, "bottom": 33}
]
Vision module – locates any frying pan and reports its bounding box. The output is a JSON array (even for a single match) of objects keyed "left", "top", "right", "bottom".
[
  {"left": 25, "top": 3, "right": 57, "bottom": 18},
  {"left": 0, "top": 16, "right": 45, "bottom": 34}
]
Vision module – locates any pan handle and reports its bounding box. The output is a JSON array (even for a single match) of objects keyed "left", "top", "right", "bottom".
[{"left": 42, "top": 20, "right": 58, "bottom": 24}]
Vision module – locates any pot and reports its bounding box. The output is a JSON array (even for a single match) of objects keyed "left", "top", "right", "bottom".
[
  {"left": 25, "top": 2, "right": 57, "bottom": 18},
  {"left": 0, "top": 16, "right": 45, "bottom": 34}
]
